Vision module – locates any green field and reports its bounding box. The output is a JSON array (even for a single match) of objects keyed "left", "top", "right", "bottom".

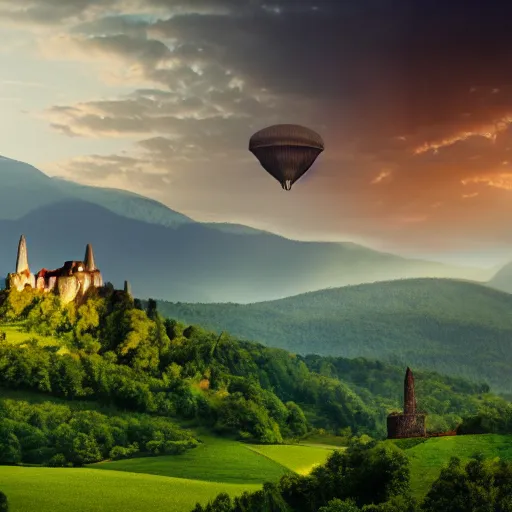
[
  {"left": 0, "top": 323, "right": 61, "bottom": 348},
  {"left": 396, "top": 434, "right": 512, "bottom": 497},
  {"left": 2, "top": 430, "right": 512, "bottom": 510},
  {"left": 92, "top": 436, "right": 292, "bottom": 484},
  {"left": 0, "top": 466, "right": 260, "bottom": 512},
  {"left": 1, "top": 436, "right": 336, "bottom": 512},
  {"left": 247, "top": 444, "right": 335, "bottom": 475}
]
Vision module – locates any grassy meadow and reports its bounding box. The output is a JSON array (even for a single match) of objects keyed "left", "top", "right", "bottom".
[
  {"left": 92, "top": 435, "right": 292, "bottom": 484},
  {"left": 393, "top": 434, "right": 512, "bottom": 497},
  {"left": 0, "top": 322, "right": 61, "bottom": 348},
  {"left": 4, "top": 434, "right": 512, "bottom": 511},
  {"left": 0, "top": 436, "right": 335, "bottom": 512},
  {"left": 0, "top": 466, "right": 260, "bottom": 512},
  {"left": 246, "top": 443, "right": 335, "bottom": 475}
]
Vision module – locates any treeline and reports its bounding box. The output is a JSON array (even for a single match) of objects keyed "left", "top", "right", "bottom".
[
  {"left": 193, "top": 438, "right": 512, "bottom": 512},
  {"left": 155, "top": 279, "right": 512, "bottom": 394},
  {"left": 0, "top": 397, "right": 198, "bottom": 467},
  {"left": 302, "top": 355, "right": 498, "bottom": 433},
  {"left": 0, "top": 287, "right": 510, "bottom": 448}
]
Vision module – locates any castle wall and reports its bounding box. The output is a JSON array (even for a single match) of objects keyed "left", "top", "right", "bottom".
[
  {"left": 7, "top": 270, "right": 36, "bottom": 292},
  {"left": 387, "top": 413, "right": 426, "bottom": 439},
  {"left": 57, "top": 276, "right": 82, "bottom": 305}
]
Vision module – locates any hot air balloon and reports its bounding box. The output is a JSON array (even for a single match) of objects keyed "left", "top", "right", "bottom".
[{"left": 249, "top": 124, "right": 324, "bottom": 190}]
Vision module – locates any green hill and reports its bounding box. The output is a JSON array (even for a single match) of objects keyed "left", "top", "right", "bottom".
[
  {"left": 4, "top": 434, "right": 512, "bottom": 511},
  {"left": 0, "top": 466, "right": 260, "bottom": 512},
  {"left": 92, "top": 435, "right": 294, "bottom": 483},
  {"left": 156, "top": 278, "right": 512, "bottom": 393},
  {"left": 391, "top": 434, "right": 512, "bottom": 498}
]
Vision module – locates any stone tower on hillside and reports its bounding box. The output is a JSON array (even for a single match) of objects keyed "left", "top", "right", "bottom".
[
  {"left": 84, "top": 243, "right": 96, "bottom": 271},
  {"left": 124, "top": 280, "right": 132, "bottom": 297},
  {"left": 7, "top": 235, "right": 36, "bottom": 291},
  {"left": 16, "top": 234, "right": 29, "bottom": 273},
  {"left": 6, "top": 235, "right": 104, "bottom": 304},
  {"left": 387, "top": 367, "right": 426, "bottom": 439},
  {"left": 404, "top": 367, "right": 417, "bottom": 414}
]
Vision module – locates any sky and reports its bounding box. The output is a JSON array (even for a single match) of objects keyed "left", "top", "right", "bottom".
[{"left": 2, "top": 0, "right": 512, "bottom": 267}]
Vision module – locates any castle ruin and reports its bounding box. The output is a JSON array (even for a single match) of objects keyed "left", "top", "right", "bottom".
[
  {"left": 6, "top": 234, "right": 104, "bottom": 304},
  {"left": 387, "top": 367, "right": 427, "bottom": 439}
]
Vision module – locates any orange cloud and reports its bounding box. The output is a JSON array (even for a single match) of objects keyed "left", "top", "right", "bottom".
[
  {"left": 414, "top": 115, "right": 512, "bottom": 155},
  {"left": 462, "top": 192, "right": 479, "bottom": 199},
  {"left": 461, "top": 173, "right": 512, "bottom": 191},
  {"left": 371, "top": 169, "right": 392, "bottom": 184}
]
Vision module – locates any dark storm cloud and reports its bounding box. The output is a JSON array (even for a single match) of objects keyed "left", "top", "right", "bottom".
[
  {"left": 147, "top": 0, "right": 512, "bottom": 141},
  {"left": 17, "top": 0, "right": 512, "bottom": 254},
  {"left": 42, "top": 0, "right": 512, "bottom": 162}
]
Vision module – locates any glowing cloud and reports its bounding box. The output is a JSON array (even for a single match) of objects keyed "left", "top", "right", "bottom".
[
  {"left": 462, "top": 173, "right": 512, "bottom": 191},
  {"left": 371, "top": 169, "right": 392, "bottom": 184},
  {"left": 414, "top": 115, "right": 512, "bottom": 155}
]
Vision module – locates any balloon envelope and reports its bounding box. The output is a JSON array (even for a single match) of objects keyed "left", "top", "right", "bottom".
[{"left": 249, "top": 124, "right": 325, "bottom": 190}]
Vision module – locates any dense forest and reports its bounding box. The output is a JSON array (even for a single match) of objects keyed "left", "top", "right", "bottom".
[
  {"left": 155, "top": 278, "right": 512, "bottom": 393},
  {"left": 192, "top": 436, "right": 512, "bottom": 512},
  {"left": 0, "top": 286, "right": 511, "bottom": 468}
]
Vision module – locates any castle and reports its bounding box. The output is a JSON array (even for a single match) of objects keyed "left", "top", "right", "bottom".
[
  {"left": 6, "top": 234, "right": 104, "bottom": 304},
  {"left": 387, "top": 367, "right": 427, "bottom": 439}
]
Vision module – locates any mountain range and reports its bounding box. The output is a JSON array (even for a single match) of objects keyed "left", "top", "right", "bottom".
[
  {"left": 0, "top": 155, "right": 499, "bottom": 302},
  {"left": 155, "top": 278, "right": 512, "bottom": 394}
]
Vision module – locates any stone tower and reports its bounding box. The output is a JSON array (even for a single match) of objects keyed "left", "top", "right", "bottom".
[
  {"left": 16, "top": 234, "right": 29, "bottom": 273},
  {"left": 404, "top": 367, "right": 417, "bottom": 414},
  {"left": 6, "top": 234, "right": 36, "bottom": 291},
  {"left": 84, "top": 243, "right": 96, "bottom": 271},
  {"left": 387, "top": 367, "right": 426, "bottom": 439},
  {"left": 124, "top": 280, "right": 132, "bottom": 297}
]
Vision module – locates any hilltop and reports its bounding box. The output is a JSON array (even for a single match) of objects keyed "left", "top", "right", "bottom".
[
  {"left": 0, "top": 155, "right": 491, "bottom": 302},
  {"left": 156, "top": 278, "right": 512, "bottom": 393}
]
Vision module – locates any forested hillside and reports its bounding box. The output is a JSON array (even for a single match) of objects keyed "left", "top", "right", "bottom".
[
  {"left": 0, "top": 286, "right": 511, "bottom": 470},
  {"left": 156, "top": 278, "right": 512, "bottom": 393}
]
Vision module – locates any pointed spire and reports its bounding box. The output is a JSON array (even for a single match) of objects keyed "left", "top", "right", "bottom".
[
  {"left": 84, "top": 243, "right": 96, "bottom": 271},
  {"left": 124, "top": 280, "right": 132, "bottom": 296},
  {"left": 404, "top": 367, "right": 417, "bottom": 414},
  {"left": 16, "top": 234, "right": 29, "bottom": 273}
]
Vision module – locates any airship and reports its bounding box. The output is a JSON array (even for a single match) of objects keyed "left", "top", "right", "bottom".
[{"left": 249, "top": 124, "right": 325, "bottom": 190}]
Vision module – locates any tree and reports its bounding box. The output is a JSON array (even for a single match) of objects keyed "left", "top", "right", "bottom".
[
  {"left": 0, "top": 491, "right": 8, "bottom": 512},
  {"left": 146, "top": 299, "right": 158, "bottom": 321},
  {"left": 286, "top": 401, "right": 308, "bottom": 437},
  {"left": 319, "top": 500, "right": 360, "bottom": 512},
  {"left": 422, "top": 457, "right": 512, "bottom": 512}
]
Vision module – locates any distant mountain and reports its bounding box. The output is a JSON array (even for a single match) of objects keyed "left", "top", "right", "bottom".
[
  {"left": 0, "top": 156, "right": 193, "bottom": 226},
  {"left": 156, "top": 278, "right": 512, "bottom": 393},
  {"left": 488, "top": 260, "right": 512, "bottom": 295},
  {"left": 0, "top": 200, "right": 490, "bottom": 303},
  {"left": 52, "top": 178, "right": 194, "bottom": 227},
  {"left": 0, "top": 155, "right": 491, "bottom": 302}
]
